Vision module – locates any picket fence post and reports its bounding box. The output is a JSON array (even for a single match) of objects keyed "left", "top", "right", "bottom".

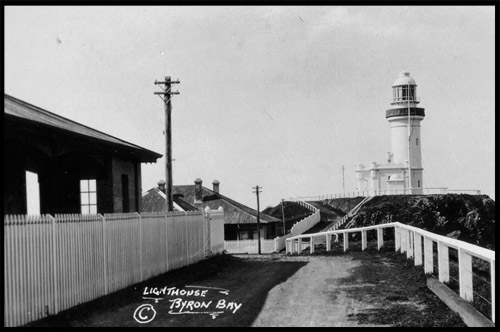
[
  {"left": 165, "top": 212, "right": 170, "bottom": 271},
  {"left": 137, "top": 212, "right": 143, "bottom": 282},
  {"left": 100, "top": 214, "right": 108, "bottom": 296},
  {"left": 49, "top": 214, "right": 59, "bottom": 314},
  {"left": 185, "top": 212, "right": 189, "bottom": 266}
]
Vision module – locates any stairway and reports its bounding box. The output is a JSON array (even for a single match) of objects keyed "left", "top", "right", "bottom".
[
  {"left": 305, "top": 201, "right": 344, "bottom": 233},
  {"left": 325, "top": 195, "right": 374, "bottom": 231}
]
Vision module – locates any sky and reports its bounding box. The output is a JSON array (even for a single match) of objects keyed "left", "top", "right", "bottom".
[{"left": 4, "top": 6, "right": 496, "bottom": 209}]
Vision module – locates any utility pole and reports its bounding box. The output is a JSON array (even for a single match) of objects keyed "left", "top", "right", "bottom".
[
  {"left": 252, "top": 185, "right": 262, "bottom": 254},
  {"left": 342, "top": 165, "right": 345, "bottom": 196},
  {"left": 407, "top": 82, "right": 412, "bottom": 195},
  {"left": 154, "top": 76, "right": 180, "bottom": 212},
  {"left": 281, "top": 199, "right": 286, "bottom": 236}
]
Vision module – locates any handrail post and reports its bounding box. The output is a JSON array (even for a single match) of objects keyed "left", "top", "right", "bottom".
[
  {"left": 377, "top": 227, "right": 383, "bottom": 250},
  {"left": 491, "top": 259, "right": 496, "bottom": 323},
  {"left": 414, "top": 233, "right": 422, "bottom": 266},
  {"left": 438, "top": 241, "right": 450, "bottom": 283},
  {"left": 407, "top": 230, "right": 414, "bottom": 259},
  {"left": 423, "top": 237, "right": 433, "bottom": 274},
  {"left": 298, "top": 238, "right": 302, "bottom": 254},
  {"left": 310, "top": 236, "right": 314, "bottom": 254},
  {"left": 343, "top": 231, "right": 348, "bottom": 252},
  {"left": 458, "top": 247, "right": 473, "bottom": 301},
  {"left": 361, "top": 230, "right": 367, "bottom": 251},
  {"left": 394, "top": 225, "right": 400, "bottom": 252},
  {"left": 326, "top": 234, "right": 331, "bottom": 252},
  {"left": 400, "top": 228, "right": 406, "bottom": 253}
]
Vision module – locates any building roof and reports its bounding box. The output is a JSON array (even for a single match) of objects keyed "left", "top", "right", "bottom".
[
  {"left": 4, "top": 94, "right": 162, "bottom": 163},
  {"left": 141, "top": 188, "right": 199, "bottom": 212},
  {"left": 392, "top": 71, "right": 417, "bottom": 87},
  {"left": 172, "top": 184, "right": 280, "bottom": 224}
]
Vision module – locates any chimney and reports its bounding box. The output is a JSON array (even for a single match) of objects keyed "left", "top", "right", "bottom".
[
  {"left": 194, "top": 178, "right": 203, "bottom": 203},
  {"left": 212, "top": 180, "right": 220, "bottom": 193},
  {"left": 157, "top": 180, "right": 166, "bottom": 193}
]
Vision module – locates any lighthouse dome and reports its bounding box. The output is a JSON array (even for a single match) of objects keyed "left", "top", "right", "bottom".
[{"left": 392, "top": 71, "right": 417, "bottom": 87}]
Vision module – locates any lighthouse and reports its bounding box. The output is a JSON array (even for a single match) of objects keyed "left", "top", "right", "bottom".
[
  {"left": 356, "top": 72, "right": 425, "bottom": 195},
  {"left": 387, "top": 72, "right": 426, "bottom": 193}
]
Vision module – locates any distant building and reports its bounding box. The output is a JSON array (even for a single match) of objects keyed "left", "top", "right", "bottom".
[
  {"left": 356, "top": 72, "right": 425, "bottom": 195},
  {"left": 142, "top": 180, "right": 199, "bottom": 212},
  {"left": 141, "top": 178, "right": 280, "bottom": 240},
  {"left": 4, "top": 94, "right": 162, "bottom": 215}
]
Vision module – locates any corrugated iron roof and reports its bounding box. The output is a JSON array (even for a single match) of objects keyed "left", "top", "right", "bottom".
[
  {"left": 4, "top": 94, "right": 162, "bottom": 163},
  {"left": 172, "top": 185, "right": 280, "bottom": 223},
  {"left": 141, "top": 188, "right": 199, "bottom": 212}
]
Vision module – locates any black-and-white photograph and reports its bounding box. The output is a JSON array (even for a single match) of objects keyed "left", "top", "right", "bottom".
[{"left": 4, "top": 5, "right": 496, "bottom": 328}]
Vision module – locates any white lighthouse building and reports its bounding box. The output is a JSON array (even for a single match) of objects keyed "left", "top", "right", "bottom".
[{"left": 356, "top": 72, "right": 425, "bottom": 195}]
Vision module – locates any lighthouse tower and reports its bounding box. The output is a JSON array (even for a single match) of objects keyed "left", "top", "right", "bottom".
[
  {"left": 356, "top": 72, "right": 425, "bottom": 195},
  {"left": 386, "top": 72, "right": 425, "bottom": 193}
]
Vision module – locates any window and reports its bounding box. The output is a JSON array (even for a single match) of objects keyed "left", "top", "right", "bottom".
[
  {"left": 121, "top": 174, "right": 129, "bottom": 213},
  {"left": 395, "top": 86, "right": 416, "bottom": 102},
  {"left": 26, "top": 171, "right": 40, "bottom": 215},
  {"left": 409, "top": 86, "right": 415, "bottom": 100},
  {"left": 416, "top": 138, "right": 419, "bottom": 146},
  {"left": 402, "top": 86, "right": 408, "bottom": 100},
  {"left": 80, "top": 179, "right": 97, "bottom": 214},
  {"left": 418, "top": 180, "right": 421, "bottom": 188}
]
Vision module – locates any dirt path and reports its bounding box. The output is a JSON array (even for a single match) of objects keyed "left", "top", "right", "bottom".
[
  {"left": 27, "top": 246, "right": 465, "bottom": 327},
  {"left": 251, "top": 255, "right": 382, "bottom": 327}
]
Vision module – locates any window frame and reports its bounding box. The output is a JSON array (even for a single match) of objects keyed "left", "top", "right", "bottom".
[{"left": 80, "top": 179, "right": 97, "bottom": 214}]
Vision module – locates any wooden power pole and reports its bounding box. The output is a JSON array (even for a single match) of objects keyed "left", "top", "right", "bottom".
[
  {"left": 252, "top": 185, "right": 262, "bottom": 254},
  {"left": 154, "top": 76, "right": 180, "bottom": 212},
  {"left": 281, "top": 199, "right": 286, "bottom": 236}
]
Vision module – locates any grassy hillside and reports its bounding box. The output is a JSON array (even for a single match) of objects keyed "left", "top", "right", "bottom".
[
  {"left": 263, "top": 201, "right": 313, "bottom": 234},
  {"left": 324, "top": 196, "right": 365, "bottom": 214},
  {"left": 349, "top": 194, "right": 495, "bottom": 250}
]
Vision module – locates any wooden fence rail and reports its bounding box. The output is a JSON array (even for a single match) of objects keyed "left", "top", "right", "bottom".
[{"left": 285, "top": 221, "right": 495, "bottom": 324}]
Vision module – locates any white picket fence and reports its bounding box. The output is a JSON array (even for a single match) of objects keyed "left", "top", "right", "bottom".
[
  {"left": 224, "top": 239, "right": 276, "bottom": 253},
  {"left": 4, "top": 209, "right": 225, "bottom": 327},
  {"left": 286, "top": 222, "right": 496, "bottom": 324},
  {"left": 272, "top": 198, "right": 321, "bottom": 253},
  {"left": 222, "top": 198, "right": 321, "bottom": 254}
]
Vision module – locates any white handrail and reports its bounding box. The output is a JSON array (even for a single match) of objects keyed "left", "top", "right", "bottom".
[
  {"left": 296, "top": 188, "right": 482, "bottom": 201},
  {"left": 273, "top": 198, "right": 321, "bottom": 252},
  {"left": 325, "top": 195, "right": 373, "bottom": 231},
  {"left": 285, "top": 221, "right": 495, "bottom": 324}
]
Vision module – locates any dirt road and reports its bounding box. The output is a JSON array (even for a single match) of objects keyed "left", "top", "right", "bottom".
[
  {"left": 251, "top": 254, "right": 381, "bottom": 327},
  {"left": 27, "top": 245, "right": 465, "bottom": 327}
]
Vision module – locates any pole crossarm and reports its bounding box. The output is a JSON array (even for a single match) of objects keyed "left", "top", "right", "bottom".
[{"left": 154, "top": 91, "right": 180, "bottom": 95}]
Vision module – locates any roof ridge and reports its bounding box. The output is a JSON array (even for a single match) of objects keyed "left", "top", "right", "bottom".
[{"left": 201, "top": 186, "right": 280, "bottom": 222}]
